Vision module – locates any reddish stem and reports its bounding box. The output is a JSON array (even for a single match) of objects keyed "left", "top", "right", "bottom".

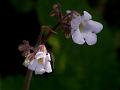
[{"left": 23, "top": 69, "right": 33, "bottom": 90}]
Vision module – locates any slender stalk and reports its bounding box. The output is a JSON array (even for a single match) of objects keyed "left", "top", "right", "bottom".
[
  {"left": 23, "top": 69, "right": 33, "bottom": 90},
  {"left": 41, "top": 22, "right": 60, "bottom": 44},
  {"left": 42, "top": 13, "right": 72, "bottom": 44}
]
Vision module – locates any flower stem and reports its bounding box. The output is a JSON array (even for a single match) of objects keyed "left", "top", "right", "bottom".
[
  {"left": 42, "top": 13, "right": 72, "bottom": 44},
  {"left": 23, "top": 69, "right": 33, "bottom": 90}
]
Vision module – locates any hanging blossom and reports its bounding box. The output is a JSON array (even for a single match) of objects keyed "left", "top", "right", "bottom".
[
  {"left": 23, "top": 45, "right": 52, "bottom": 75},
  {"left": 69, "top": 11, "right": 103, "bottom": 45}
]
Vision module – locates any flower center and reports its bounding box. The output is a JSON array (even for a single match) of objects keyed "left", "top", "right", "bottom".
[
  {"left": 79, "top": 23, "right": 84, "bottom": 32},
  {"left": 38, "top": 58, "right": 43, "bottom": 64}
]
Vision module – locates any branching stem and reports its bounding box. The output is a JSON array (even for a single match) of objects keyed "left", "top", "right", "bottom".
[{"left": 22, "top": 11, "right": 71, "bottom": 90}]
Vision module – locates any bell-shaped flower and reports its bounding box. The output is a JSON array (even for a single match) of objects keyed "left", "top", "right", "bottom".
[
  {"left": 24, "top": 45, "right": 52, "bottom": 75},
  {"left": 71, "top": 11, "right": 103, "bottom": 45}
]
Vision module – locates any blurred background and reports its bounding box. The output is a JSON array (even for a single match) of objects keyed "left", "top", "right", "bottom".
[{"left": 1, "top": 0, "right": 120, "bottom": 90}]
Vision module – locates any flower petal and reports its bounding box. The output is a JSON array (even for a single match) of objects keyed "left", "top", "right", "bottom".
[
  {"left": 71, "top": 16, "right": 81, "bottom": 31},
  {"left": 46, "top": 53, "right": 51, "bottom": 61},
  {"left": 83, "top": 32, "right": 97, "bottom": 45},
  {"left": 35, "top": 69, "right": 46, "bottom": 75},
  {"left": 28, "top": 59, "right": 37, "bottom": 71},
  {"left": 72, "top": 29, "right": 85, "bottom": 44},
  {"left": 82, "top": 11, "right": 92, "bottom": 21},
  {"left": 35, "top": 65, "right": 45, "bottom": 75},
  {"left": 45, "top": 61, "right": 52, "bottom": 73},
  {"left": 23, "top": 59, "right": 30, "bottom": 67},
  {"left": 87, "top": 20, "right": 103, "bottom": 33},
  {"left": 35, "top": 52, "right": 46, "bottom": 59}
]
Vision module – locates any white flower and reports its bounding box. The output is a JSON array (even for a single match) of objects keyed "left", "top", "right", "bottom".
[
  {"left": 28, "top": 52, "right": 52, "bottom": 75},
  {"left": 71, "top": 11, "right": 103, "bottom": 45},
  {"left": 25, "top": 45, "right": 52, "bottom": 75}
]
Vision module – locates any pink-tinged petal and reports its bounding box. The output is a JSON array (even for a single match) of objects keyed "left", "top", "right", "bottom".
[
  {"left": 83, "top": 32, "right": 97, "bottom": 45},
  {"left": 35, "top": 52, "right": 45, "bottom": 59},
  {"left": 72, "top": 29, "right": 85, "bottom": 44},
  {"left": 45, "top": 61, "right": 52, "bottom": 73},
  {"left": 81, "top": 11, "right": 92, "bottom": 21},
  {"left": 28, "top": 59, "right": 37, "bottom": 71},
  {"left": 87, "top": 20, "right": 103, "bottom": 33}
]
